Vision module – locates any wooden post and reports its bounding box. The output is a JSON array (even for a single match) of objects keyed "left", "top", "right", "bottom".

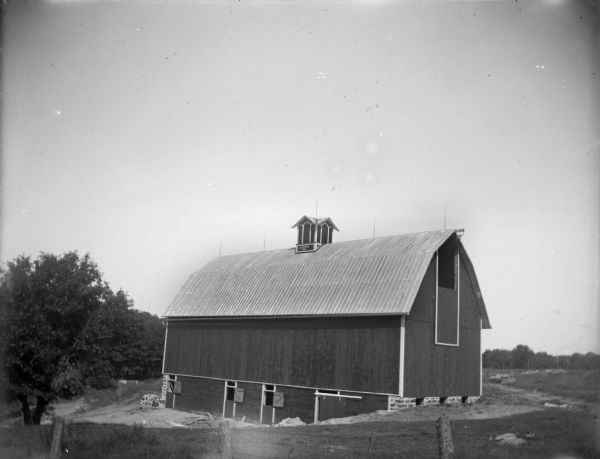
[
  {"left": 220, "top": 420, "right": 232, "bottom": 459},
  {"left": 49, "top": 416, "right": 65, "bottom": 459},
  {"left": 436, "top": 413, "right": 454, "bottom": 459}
]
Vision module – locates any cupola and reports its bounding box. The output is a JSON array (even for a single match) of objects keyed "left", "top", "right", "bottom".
[{"left": 291, "top": 215, "right": 339, "bottom": 253}]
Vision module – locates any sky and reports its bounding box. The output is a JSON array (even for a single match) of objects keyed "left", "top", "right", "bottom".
[{"left": 2, "top": 0, "right": 598, "bottom": 355}]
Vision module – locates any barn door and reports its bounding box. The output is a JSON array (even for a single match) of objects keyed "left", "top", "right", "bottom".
[
  {"left": 318, "top": 395, "right": 345, "bottom": 421},
  {"left": 261, "top": 385, "right": 276, "bottom": 424}
]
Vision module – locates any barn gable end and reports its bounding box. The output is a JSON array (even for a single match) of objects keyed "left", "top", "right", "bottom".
[{"left": 402, "top": 247, "right": 484, "bottom": 398}]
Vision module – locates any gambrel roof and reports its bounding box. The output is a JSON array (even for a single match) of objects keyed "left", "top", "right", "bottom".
[{"left": 164, "top": 229, "right": 490, "bottom": 328}]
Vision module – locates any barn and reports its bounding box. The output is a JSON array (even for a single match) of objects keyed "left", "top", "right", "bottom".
[{"left": 161, "top": 216, "right": 491, "bottom": 423}]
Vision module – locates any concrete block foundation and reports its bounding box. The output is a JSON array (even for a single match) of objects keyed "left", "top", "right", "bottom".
[{"left": 388, "top": 396, "right": 416, "bottom": 410}]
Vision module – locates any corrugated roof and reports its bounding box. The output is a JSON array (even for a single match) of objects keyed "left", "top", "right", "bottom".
[{"left": 164, "top": 230, "right": 490, "bottom": 327}]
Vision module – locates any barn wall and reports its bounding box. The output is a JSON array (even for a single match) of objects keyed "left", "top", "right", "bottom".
[
  {"left": 403, "top": 255, "right": 481, "bottom": 397},
  {"left": 232, "top": 381, "right": 263, "bottom": 423},
  {"left": 273, "top": 386, "right": 315, "bottom": 424},
  {"left": 345, "top": 392, "right": 389, "bottom": 417},
  {"left": 164, "top": 316, "right": 400, "bottom": 394},
  {"left": 165, "top": 375, "right": 389, "bottom": 424},
  {"left": 172, "top": 375, "right": 224, "bottom": 414}
]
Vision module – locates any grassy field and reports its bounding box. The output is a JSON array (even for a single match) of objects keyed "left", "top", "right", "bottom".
[
  {"left": 512, "top": 370, "right": 598, "bottom": 403},
  {"left": 1, "top": 408, "right": 598, "bottom": 458},
  {"left": 1, "top": 370, "right": 598, "bottom": 458},
  {"left": 484, "top": 368, "right": 599, "bottom": 403}
]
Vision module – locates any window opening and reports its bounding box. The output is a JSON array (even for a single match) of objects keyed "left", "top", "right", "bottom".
[
  {"left": 265, "top": 391, "right": 274, "bottom": 406},
  {"left": 322, "top": 224, "right": 329, "bottom": 244},
  {"left": 226, "top": 381, "right": 236, "bottom": 401},
  {"left": 303, "top": 224, "right": 310, "bottom": 244}
]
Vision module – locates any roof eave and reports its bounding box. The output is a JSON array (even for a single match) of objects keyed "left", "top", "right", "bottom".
[{"left": 162, "top": 312, "right": 410, "bottom": 321}]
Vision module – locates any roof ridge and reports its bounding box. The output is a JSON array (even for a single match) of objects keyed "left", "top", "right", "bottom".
[{"left": 212, "top": 229, "right": 458, "bottom": 261}]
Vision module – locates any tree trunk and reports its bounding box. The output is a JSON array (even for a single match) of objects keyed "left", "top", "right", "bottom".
[
  {"left": 18, "top": 394, "right": 32, "bottom": 425},
  {"left": 32, "top": 396, "right": 48, "bottom": 425}
]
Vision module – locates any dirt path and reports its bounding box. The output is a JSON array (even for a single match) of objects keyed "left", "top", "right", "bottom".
[
  {"left": 32, "top": 381, "right": 589, "bottom": 429},
  {"left": 1, "top": 377, "right": 587, "bottom": 430}
]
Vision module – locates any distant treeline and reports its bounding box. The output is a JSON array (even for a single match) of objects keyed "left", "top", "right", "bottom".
[{"left": 483, "top": 345, "right": 600, "bottom": 370}]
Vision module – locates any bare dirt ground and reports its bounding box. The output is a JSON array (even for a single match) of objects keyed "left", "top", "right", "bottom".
[{"left": 14, "top": 377, "right": 591, "bottom": 430}]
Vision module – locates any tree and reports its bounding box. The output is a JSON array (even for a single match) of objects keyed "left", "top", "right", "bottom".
[
  {"left": 76, "top": 290, "right": 165, "bottom": 384},
  {"left": 0, "top": 252, "right": 110, "bottom": 424},
  {"left": 482, "top": 349, "right": 512, "bottom": 369},
  {"left": 0, "top": 251, "right": 164, "bottom": 425},
  {"left": 511, "top": 344, "right": 535, "bottom": 369}
]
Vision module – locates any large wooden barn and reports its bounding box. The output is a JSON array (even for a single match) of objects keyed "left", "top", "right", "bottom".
[{"left": 161, "top": 216, "right": 491, "bottom": 423}]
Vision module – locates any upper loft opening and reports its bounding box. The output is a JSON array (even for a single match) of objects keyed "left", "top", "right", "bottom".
[
  {"left": 291, "top": 216, "right": 339, "bottom": 253},
  {"left": 438, "top": 233, "right": 459, "bottom": 290}
]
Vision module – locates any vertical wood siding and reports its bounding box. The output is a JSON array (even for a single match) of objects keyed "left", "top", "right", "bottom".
[
  {"left": 404, "top": 257, "right": 481, "bottom": 397},
  {"left": 173, "top": 376, "right": 224, "bottom": 414},
  {"left": 168, "top": 376, "right": 390, "bottom": 423},
  {"left": 345, "top": 392, "right": 389, "bottom": 417},
  {"left": 164, "top": 316, "right": 400, "bottom": 394},
  {"left": 231, "top": 381, "right": 262, "bottom": 423},
  {"left": 273, "top": 386, "right": 316, "bottom": 424},
  {"left": 436, "top": 287, "right": 458, "bottom": 344}
]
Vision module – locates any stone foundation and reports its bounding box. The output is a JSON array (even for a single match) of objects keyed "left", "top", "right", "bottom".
[
  {"left": 140, "top": 393, "right": 164, "bottom": 408},
  {"left": 388, "top": 394, "right": 481, "bottom": 410},
  {"left": 388, "top": 396, "right": 416, "bottom": 410},
  {"left": 423, "top": 396, "right": 440, "bottom": 406},
  {"left": 160, "top": 375, "right": 169, "bottom": 408}
]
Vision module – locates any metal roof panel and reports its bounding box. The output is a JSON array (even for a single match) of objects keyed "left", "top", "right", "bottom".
[{"left": 164, "top": 230, "right": 491, "bottom": 320}]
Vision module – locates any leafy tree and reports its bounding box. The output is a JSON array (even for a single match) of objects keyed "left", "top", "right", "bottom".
[
  {"left": 0, "top": 252, "right": 165, "bottom": 425},
  {"left": 533, "top": 351, "right": 555, "bottom": 369},
  {"left": 511, "top": 344, "right": 535, "bottom": 369},
  {"left": 0, "top": 252, "right": 110, "bottom": 424},
  {"left": 482, "top": 348, "right": 512, "bottom": 369},
  {"left": 77, "top": 291, "right": 164, "bottom": 383}
]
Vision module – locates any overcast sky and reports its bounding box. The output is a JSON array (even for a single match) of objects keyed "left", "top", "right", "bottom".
[{"left": 2, "top": 0, "right": 598, "bottom": 355}]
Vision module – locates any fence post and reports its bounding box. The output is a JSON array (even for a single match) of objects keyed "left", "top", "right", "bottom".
[
  {"left": 49, "top": 416, "right": 65, "bottom": 459},
  {"left": 436, "top": 413, "right": 454, "bottom": 459},
  {"left": 220, "top": 420, "right": 232, "bottom": 459}
]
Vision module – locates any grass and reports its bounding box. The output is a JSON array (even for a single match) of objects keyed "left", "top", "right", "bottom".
[
  {"left": 82, "top": 378, "right": 163, "bottom": 410},
  {"left": 484, "top": 368, "right": 599, "bottom": 403},
  {"left": 1, "top": 371, "right": 598, "bottom": 458},
  {"left": 0, "top": 409, "right": 597, "bottom": 458}
]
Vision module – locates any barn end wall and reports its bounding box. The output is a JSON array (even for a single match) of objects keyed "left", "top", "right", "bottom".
[
  {"left": 403, "top": 255, "right": 482, "bottom": 397},
  {"left": 164, "top": 316, "right": 400, "bottom": 394}
]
